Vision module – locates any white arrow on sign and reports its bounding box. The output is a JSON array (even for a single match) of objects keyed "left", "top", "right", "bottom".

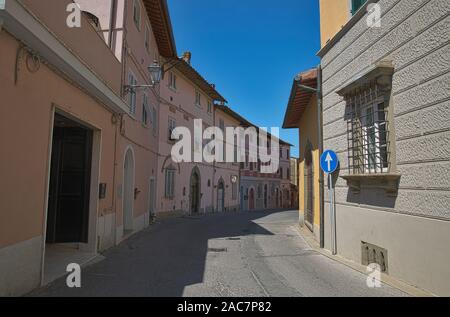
[{"left": 325, "top": 153, "right": 333, "bottom": 172}]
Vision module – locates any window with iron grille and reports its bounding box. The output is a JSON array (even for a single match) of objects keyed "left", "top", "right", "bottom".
[{"left": 346, "top": 83, "right": 390, "bottom": 175}]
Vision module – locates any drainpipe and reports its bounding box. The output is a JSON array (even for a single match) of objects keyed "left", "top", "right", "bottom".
[
  {"left": 212, "top": 104, "right": 217, "bottom": 213},
  {"left": 108, "top": 0, "right": 118, "bottom": 49},
  {"left": 317, "top": 64, "right": 325, "bottom": 249}
]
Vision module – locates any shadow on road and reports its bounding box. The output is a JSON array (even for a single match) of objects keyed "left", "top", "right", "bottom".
[{"left": 30, "top": 210, "right": 282, "bottom": 297}]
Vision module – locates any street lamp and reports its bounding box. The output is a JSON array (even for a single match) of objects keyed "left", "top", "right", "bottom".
[
  {"left": 124, "top": 60, "right": 162, "bottom": 93},
  {"left": 148, "top": 60, "right": 162, "bottom": 85}
]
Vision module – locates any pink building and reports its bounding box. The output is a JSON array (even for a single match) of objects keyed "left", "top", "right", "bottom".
[
  {"left": 156, "top": 52, "right": 230, "bottom": 216},
  {"left": 0, "top": 0, "right": 174, "bottom": 296},
  {"left": 214, "top": 106, "right": 293, "bottom": 211}
]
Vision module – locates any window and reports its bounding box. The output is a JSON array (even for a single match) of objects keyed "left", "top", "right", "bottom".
[
  {"left": 133, "top": 0, "right": 141, "bottom": 29},
  {"left": 165, "top": 167, "right": 175, "bottom": 198},
  {"left": 168, "top": 117, "right": 176, "bottom": 141},
  {"left": 195, "top": 90, "right": 201, "bottom": 107},
  {"left": 287, "top": 149, "right": 290, "bottom": 158},
  {"left": 145, "top": 24, "right": 150, "bottom": 52},
  {"left": 257, "top": 185, "right": 262, "bottom": 198},
  {"left": 351, "top": 0, "right": 367, "bottom": 15},
  {"left": 142, "top": 94, "right": 149, "bottom": 126},
  {"left": 346, "top": 84, "right": 390, "bottom": 174},
  {"left": 152, "top": 107, "right": 157, "bottom": 134},
  {"left": 128, "top": 72, "right": 137, "bottom": 116},
  {"left": 169, "top": 72, "right": 177, "bottom": 90},
  {"left": 207, "top": 101, "right": 213, "bottom": 114}
]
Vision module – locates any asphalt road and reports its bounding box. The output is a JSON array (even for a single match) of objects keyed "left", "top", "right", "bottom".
[{"left": 30, "top": 210, "right": 407, "bottom": 297}]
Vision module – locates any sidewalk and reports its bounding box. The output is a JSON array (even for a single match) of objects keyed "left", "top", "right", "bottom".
[{"left": 293, "top": 225, "right": 435, "bottom": 297}]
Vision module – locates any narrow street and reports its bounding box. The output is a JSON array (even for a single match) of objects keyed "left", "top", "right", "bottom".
[{"left": 30, "top": 210, "right": 406, "bottom": 297}]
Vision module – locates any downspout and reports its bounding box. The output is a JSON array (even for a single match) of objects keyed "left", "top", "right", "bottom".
[
  {"left": 212, "top": 105, "right": 216, "bottom": 213},
  {"left": 108, "top": 0, "right": 118, "bottom": 49},
  {"left": 317, "top": 64, "right": 325, "bottom": 249}
]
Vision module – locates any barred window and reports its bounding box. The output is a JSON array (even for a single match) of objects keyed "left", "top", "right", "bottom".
[{"left": 346, "top": 84, "right": 390, "bottom": 175}]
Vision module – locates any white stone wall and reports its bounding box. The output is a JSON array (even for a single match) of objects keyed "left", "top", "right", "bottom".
[
  {"left": 321, "top": 0, "right": 450, "bottom": 219},
  {"left": 320, "top": 0, "right": 450, "bottom": 295}
]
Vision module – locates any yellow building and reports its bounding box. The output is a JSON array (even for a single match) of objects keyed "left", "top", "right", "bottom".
[
  {"left": 319, "top": 0, "right": 350, "bottom": 47},
  {"left": 283, "top": 69, "right": 322, "bottom": 243}
]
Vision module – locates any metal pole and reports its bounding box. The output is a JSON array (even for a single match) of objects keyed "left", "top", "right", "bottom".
[
  {"left": 329, "top": 173, "right": 336, "bottom": 255},
  {"left": 317, "top": 65, "right": 325, "bottom": 249}
]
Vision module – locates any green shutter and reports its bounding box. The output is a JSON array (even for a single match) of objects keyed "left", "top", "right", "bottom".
[{"left": 352, "top": 0, "right": 368, "bottom": 15}]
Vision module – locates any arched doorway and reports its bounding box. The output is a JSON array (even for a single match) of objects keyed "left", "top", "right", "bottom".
[
  {"left": 249, "top": 188, "right": 255, "bottom": 210},
  {"left": 217, "top": 179, "right": 225, "bottom": 212},
  {"left": 190, "top": 167, "right": 201, "bottom": 214},
  {"left": 304, "top": 142, "right": 314, "bottom": 231},
  {"left": 123, "top": 148, "right": 135, "bottom": 234}
]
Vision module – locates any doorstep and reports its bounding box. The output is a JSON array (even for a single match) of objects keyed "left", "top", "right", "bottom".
[
  {"left": 43, "top": 244, "right": 105, "bottom": 285},
  {"left": 293, "top": 225, "right": 435, "bottom": 297}
]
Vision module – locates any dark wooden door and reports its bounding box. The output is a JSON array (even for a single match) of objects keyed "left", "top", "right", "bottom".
[
  {"left": 190, "top": 172, "right": 200, "bottom": 214},
  {"left": 46, "top": 125, "right": 93, "bottom": 244}
]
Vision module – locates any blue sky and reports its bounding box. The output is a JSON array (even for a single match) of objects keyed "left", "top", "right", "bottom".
[{"left": 167, "top": 0, "right": 321, "bottom": 157}]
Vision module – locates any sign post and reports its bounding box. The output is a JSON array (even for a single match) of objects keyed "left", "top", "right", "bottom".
[{"left": 320, "top": 150, "right": 339, "bottom": 255}]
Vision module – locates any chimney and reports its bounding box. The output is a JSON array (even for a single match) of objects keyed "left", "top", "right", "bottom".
[{"left": 182, "top": 51, "right": 192, "bottom": 64}]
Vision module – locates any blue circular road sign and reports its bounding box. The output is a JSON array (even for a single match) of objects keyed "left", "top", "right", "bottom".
[{"left": 320, "top": 150, "right": 339, "bottom": 174}]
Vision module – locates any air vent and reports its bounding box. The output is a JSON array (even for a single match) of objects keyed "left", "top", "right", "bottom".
[{"left": 361, "top": 242, "right": 388, "bottom": 273}]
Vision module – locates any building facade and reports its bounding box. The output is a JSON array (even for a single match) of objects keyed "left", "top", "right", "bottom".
[
  {"left": 0, "top": 0, "right": 174, "bottom": 296},
  {"left": 156, "top": 52, "right": 227, "bottom": 216},
  {"left": 213, "top": 106, "right": 242, "bottom": 213},
  {"left": 283, "top": 69, "right": 322, "bottom": 242},
  {"left": 279, "top": 142, "right": 292, "bottom": 209},
  {"left": 319, "top": 0, "right": 450, "bottom": 295},
  {"left": 240, "top": 139, "right": 292, "bottom": 212},
  {"left": 290, "top": 157, "right": 299, "bottom": 210}
]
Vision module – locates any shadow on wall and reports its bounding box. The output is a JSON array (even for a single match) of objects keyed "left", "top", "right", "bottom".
[
  {"left": 331, "top": 164, "right": 398, "bottom": 209},
  {"left": 28, "top": 211, "right": 275, "bottom": 297}
]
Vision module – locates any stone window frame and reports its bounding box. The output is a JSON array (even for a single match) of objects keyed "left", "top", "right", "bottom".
[{"left": 337, "top": 61, "right": 401, "bottom": 195}]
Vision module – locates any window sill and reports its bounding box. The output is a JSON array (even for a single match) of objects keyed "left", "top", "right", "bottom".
[{"left": 341, "top": 173, "right": 401, "bottom": 196}]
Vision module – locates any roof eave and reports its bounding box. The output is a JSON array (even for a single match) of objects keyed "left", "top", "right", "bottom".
[{"left": 175, "top": 58, "right": 227, "bottom": 103}]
